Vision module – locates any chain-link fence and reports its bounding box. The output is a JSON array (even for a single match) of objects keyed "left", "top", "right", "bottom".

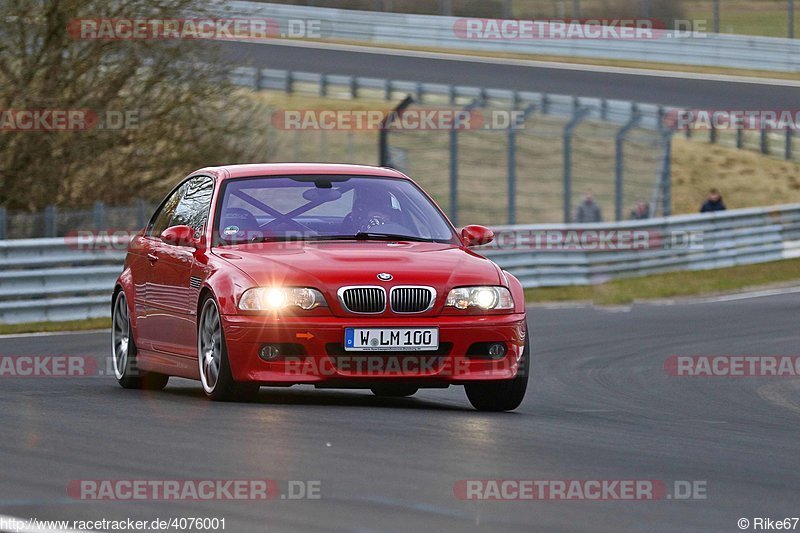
[
  {"left": 0, "top": 100, "right": 670, "bottom": 238},
  {"left": 383, "top": 99, "right": 670, "bottom": 226},
  {"left": 0, "top": 201, "right": 156, "bottom": 240}
]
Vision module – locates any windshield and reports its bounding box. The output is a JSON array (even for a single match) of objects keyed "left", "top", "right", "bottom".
[{"left": 214, "top": 175, "right": 457, "bottom": 245}]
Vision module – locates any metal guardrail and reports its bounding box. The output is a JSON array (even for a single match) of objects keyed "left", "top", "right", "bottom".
[
  {"left": 231, "top": 66, "right": 670, "bottom": 132},
  {"left": 2, "top": 205, "right": 800, "bottom": 324},
  {"left": 220, "top": 2, "right": 800, "bottom": 72},
  {"left": 483, "top": 204, "right": 800, "bottom": 288},
  {"left": 0, "top": 238, "right": 123, "bottom": 324}
]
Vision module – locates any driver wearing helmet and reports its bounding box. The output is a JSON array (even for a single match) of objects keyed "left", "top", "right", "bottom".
[{"left": 348, "top": 185, "right": 400, "bottom": 233}]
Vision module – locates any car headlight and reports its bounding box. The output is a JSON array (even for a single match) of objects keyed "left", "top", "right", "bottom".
[
  {"left": 239, "top": 287, "right": 328, "bottom": 311},
  {"left": 445, "top": 286, "right": 514, "bottom": 310}
]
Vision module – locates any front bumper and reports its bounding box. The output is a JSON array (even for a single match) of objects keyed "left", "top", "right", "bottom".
[{"left": 222, "top": 313, "right": 527, "bottom": 385}]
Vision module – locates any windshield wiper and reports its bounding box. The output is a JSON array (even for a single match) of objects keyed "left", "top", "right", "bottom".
[
  {"left": 354, "top": 232, "right": 434, "bottom": 242},
  {"left": 308, "top": 233, "right": 435, "bottom": 243}
]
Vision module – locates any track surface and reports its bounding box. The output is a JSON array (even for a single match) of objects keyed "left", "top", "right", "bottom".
[
  {"left": 1, "top": 293, "right": 800, "bottom": 531},
  {"left": 220, "top": 41, "right": 800, "bottom": 108}
]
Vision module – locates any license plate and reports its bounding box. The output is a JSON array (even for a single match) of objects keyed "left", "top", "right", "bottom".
[{"left": 344, "top": 328, "right": 439, "bottom": 352}]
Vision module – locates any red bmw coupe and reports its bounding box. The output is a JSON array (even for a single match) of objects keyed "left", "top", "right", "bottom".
[{"left": 112, "top": 164, "right": 529, "bottom": 411}]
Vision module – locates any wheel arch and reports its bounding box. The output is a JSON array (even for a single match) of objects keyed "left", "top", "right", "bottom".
[
  {"left": 197, "top": 286, "right": 216, "bottom": 325},
  {"left": 112, "top": 272, "right": 137, "bottom": 330}
]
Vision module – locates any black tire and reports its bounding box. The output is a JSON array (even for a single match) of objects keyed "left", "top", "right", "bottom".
[
  {"left": 464, "top": 333, "right": 529, "bottom": 412},
  {"left": 370, "top": 384, "right": 419, "bottom": 398},
  {"left": 112, "top": 291, "right": 169, "bottom": 391},
  {"left": 198, "top": 295, "right": 260, "bottom": 402}
]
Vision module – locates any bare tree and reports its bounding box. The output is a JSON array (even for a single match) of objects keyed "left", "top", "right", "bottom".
[{"left": 0, "top": 0, "right": 275, "bottom": 210}]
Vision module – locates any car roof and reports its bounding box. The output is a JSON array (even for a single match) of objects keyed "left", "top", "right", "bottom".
[{"left": 192, "top": 163, "right": 409, "bottom": 181}]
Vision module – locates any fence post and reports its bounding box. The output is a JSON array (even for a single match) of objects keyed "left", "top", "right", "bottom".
[
  {"left": 44, "top": 205, "right": 57, "bottom": 237},
  {"left": 320, "top": 73, "right": 328, "bottom": 97},
  {"left": 736, "top": 128, "right": 744, "bottom": 149},
  {"left": 347, "top": 131, "right": 355, "bottom": 162},
  {"left": 709, "top": 122, "right": 717, "bottom": 144},
  {"left": 449, "top": 126, "right": 459, "bottom": 226},
  {"left": 660, "top": 131, "right": 673, "bottom": 217},
  {"left": 786, "top": 128, "right": 794, "bottom": 160},
  {"left": 508, "top": 126, "right": 517, "bottom": 225},
  {"left": 320, "top": 129, "right": 328, "bottom": 161},
  {"left": 449, "top": 98, "right": 484, "bottom": 226},
  {"left": 502, "top": 0, "right": 513, "bottom": 18},
  {"left": 93, "top": 202, "right": 106, "bottom": 230},
  {"left": 285, "top": 71, "right": 294, "bottom": 94},
  {"left": 713, "top": 0, "right": 721, "bottom": 33},
  {"left": 615, "top": 107, "right": 641, "bottom": 221},
  {"left": 563, "top": 106, "right": 591, "bottom": 223},
  {"left": 254, "top": 68, "right": 263, "bottom": 90},
  {"left": 0, "top": 207, "right": 6, "bottom": 240},
  {"left": 440, "top": 0, "right": 452, "bottom": 16},
  {"left": 379, "top": 95, "right": 414, "bottom": 167},
  {"left": 507, "top": 104, "right": 536, "bottom": 225},
  {"left": 760, "top": 126, "right": 769, "bottom": 154}
]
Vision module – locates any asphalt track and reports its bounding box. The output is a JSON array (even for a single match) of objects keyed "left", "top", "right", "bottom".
[
  {"left": 1, "top": 292, "right": 800, "bottom": 532},
  {"left": 219, "top": 41, "right": 800, "bottom": 109}
]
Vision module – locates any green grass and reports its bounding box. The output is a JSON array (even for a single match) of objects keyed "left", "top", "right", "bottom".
[
  {"left": 524, "top": 258, "right": 800, "bottom": 305},
  {"left": 685, "top": 0, "right": 799, "bottom": 38},
  {"left": 0, "top": 318, "right": 110, "bottom": 335}
]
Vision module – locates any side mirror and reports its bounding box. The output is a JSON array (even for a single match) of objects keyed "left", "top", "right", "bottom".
[
  {"left": 460, "top": 225, "right": 494, "bottom": 247},
  {"left": 160, "top": 225, "right": 199, "bottom": 248}
]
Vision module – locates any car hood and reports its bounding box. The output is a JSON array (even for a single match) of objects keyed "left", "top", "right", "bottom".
[{"left": 213, "top": 241, "right": 503, "bottom": 291}]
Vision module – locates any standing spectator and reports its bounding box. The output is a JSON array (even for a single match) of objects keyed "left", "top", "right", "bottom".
[
  {"left": 700, "top": 189, "right": 727, "bottom": 213},
  {"left": 576, "top": 191, "right": 603, "bottom": 223},
  {"left": 629, "top": 200, "right": 650, "bottom": 220}
]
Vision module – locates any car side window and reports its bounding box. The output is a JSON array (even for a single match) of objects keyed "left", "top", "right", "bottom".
[
  {"left": 173, "top": 177, "right": 214, "bottom": 235},
  {"left": 148, "top": 177, "right": 214, "bottom": 238},
  {"left": 148, "top": 183, "right": 188, "bottom": 237}
]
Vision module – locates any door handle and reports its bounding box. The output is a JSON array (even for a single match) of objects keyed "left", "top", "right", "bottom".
[{"left": 147, "top": 253, "right": 159, "bottom": 263}]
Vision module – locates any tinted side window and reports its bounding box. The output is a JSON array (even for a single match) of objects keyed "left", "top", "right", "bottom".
[
  {"left": 173, "top": 177, "right": 214, "bottom": 234},
  {"left": 149, "top": 183, "right": 188, "bottom": 237}
]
